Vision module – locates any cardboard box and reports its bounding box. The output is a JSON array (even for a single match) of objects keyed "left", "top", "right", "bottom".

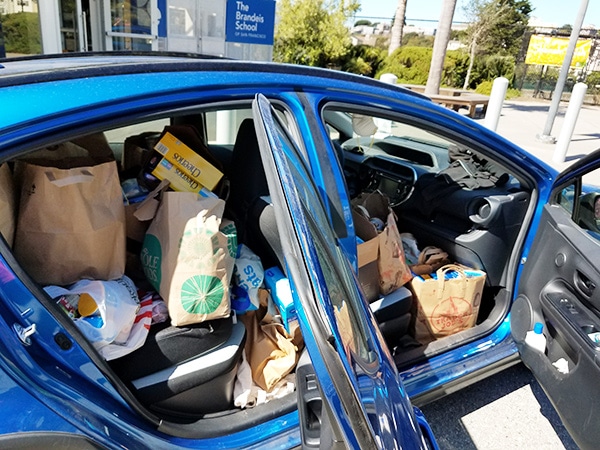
[
  {"left": 152, "top": 132, "right": 223, "bottom": 194},
  {"left": 264, "top": 266, "right": 297, "bottom": 333}
]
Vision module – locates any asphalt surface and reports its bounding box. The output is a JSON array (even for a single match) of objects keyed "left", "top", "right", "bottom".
[
  {"left": 419, "top": 97, "right": 599, "bottom": 450},
  {"left": 421, "top": 363, "right": 578, "bottom": 449}
]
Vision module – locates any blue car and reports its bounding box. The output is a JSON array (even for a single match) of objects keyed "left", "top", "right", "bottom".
[{"left": 0, "top": 54, "right": 597, "bottom": 449}]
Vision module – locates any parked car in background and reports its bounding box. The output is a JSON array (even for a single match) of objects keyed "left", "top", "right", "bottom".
[{"left": 0, "top": 53, "right": 598, "bottom": 449}]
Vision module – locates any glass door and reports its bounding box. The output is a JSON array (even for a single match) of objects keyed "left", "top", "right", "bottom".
[{"left": 105, "top": 0, "right": 156, "bottom": 51}]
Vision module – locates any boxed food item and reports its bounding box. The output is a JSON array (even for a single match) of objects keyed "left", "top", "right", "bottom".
[
  {"left": 151, "top": 131, "right": 223, "bottom": 195},
  {"left": 412, "top": 264, "right": 486, "bottom": 343},
  {"left": 264, "top": 266, "right": 297, "bottom": 333}
]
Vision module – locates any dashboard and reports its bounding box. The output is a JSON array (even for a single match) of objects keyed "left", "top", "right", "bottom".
[
  {"left": 341, "top": 135, "right": 440, "bottom": 206},
  {"left": 339, "top": 133, "right": 529, "bottom": 287}
]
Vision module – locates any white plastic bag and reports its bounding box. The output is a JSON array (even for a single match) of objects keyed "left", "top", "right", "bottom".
[
  {"left": 100, "top": 293, "right": 153, "bottom": 360},
  {"left": 45, "top": 276, "right": 140, "bottom": 352},
  {"left": 231, "top": 245, "right": 264, "bottom": 313}
]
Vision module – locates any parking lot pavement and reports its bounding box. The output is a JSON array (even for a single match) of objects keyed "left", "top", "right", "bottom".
[
  {"left": 420, "top": 363, "right": 579, "bottom": 450},
  {"left": 480, "top": 98, "right": 600, "bottom": 174}
]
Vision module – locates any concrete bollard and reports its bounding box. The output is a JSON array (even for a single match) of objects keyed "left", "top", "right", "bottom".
[
  {"left": 553, "top": 82, "right": 588, "bottom": 164},
  {"left": 484, "top": 77, "right": 509, "bottom": 131},
  {"left": 380, "top": 73, "right": 398, "bottom": 85}
]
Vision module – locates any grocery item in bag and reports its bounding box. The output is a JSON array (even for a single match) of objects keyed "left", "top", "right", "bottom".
[
  {"left": 352, "top": 191, "right": 412, "bottom": 297},
  {"left": 412, "top": 264, "right": 486, "bottom": 344},
  {"left": 239, "top": 290, "right": 302, "bottom": 392},
  {"left": 231, "top": 244, "right": 264, "bottom": 313},
  {"left": 14, "top": 139, "right": 125, "bottom": 285},
  {"left": 44, "top": 276, "right": 141, "bottom": 356},
  {"left": 141, "top": 193, "right": 237, "bottom": 326}
]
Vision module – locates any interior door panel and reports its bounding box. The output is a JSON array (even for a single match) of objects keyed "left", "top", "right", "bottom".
[{"left": 512, "top": 203, "right": 600, "bottom": 450}]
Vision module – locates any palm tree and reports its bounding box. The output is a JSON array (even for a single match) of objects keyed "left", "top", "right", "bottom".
[
  {"left": 425, "top": 0, "right": 457, "bottom": 95},
  {"left": 388, "top": 0, "right": 408, "bottom": 55}
]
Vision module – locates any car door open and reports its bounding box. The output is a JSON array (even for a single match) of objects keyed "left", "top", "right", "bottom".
[
  {"left": 512, "top": 151, "right": 600, "bottom": 450},
  {"left": 252, "top": 93, "right": 433, "bottom": 449}
]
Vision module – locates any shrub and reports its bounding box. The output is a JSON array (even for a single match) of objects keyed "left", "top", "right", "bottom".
[
  {"left": 1, "top": 12, "right": 41, "bottom": 54},
  {"left": 376, "top": 47, "right": 469, "bottom": 88},
  {"left": 341, "top": 45, "right": 386, "bottom": 77},
  {"left": 475, "top": 80, "right": 521, "bottom": 99}
]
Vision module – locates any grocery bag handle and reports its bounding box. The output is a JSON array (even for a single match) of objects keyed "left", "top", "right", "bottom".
[
  {"left": 46, "top": 169, "right": 94, "bottom": 187},
  {"left": 435, "top": 264, "right": 467, "bottom": 300}
]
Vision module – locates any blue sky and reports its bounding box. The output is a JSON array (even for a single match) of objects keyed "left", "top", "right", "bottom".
[{"left": 356, "top": 0, "right": 598, "bottom": 28}]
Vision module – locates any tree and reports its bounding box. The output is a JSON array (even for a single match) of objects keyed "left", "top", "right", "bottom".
[
  {"left": 388, "top": 0, "right": 408, "bottom": 56},
  {"left": 402, "top": 32, "right": 434, "bottom": 47},
  {"left": 465, "top": 0, "right": 532, "bottom": 58},
  {"left": 557, "top": 24, "right": 573, "bottom": 36},
  {"left": 1, "top": 12, "right": 41, "bottom": 54},
  {"left": 461, "top": 0, "right": 532, "bottom": 88},
  {"left": 462, "top": 0, "right": 513, "bottom": 89},
  {"left": 426, "top": 0, "right": 457, "bottom": 95},
  {"left": 273, "top": 0, "right": 360, "bottom": 67}
]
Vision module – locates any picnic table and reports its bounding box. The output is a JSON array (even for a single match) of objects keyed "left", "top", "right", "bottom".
[
  {"left": 400, "top": 84, "right": 490, "bottom": 118},
  {"left": 429, "top": 93, "right": 490, "bottom": 118}
]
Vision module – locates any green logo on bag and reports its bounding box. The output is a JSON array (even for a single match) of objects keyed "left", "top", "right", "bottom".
[
  {"left": 221, "top": 222, "right": 238, "bottom": 258},
  {"left": 180, "top": 275, "right": 224, "bottom": 314},
  {"left": 141, "top": 234, "right": 162, "bottom": 290}
]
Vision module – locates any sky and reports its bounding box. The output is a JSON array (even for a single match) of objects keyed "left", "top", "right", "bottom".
[{"left": 356, "top": 0, "right": 599, "bottom": 29}]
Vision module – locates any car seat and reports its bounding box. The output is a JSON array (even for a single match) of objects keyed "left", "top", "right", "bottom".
[
  {"left": 109, "top": 316, "right": 245, "bottom": 417},
  {"left": 226, "top": 118, "right": 283, "bottom": 269}
]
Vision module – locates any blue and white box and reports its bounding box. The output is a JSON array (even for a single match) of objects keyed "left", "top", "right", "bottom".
[{"left": 264, "top": 266, "right": 297, "bottom": 333}]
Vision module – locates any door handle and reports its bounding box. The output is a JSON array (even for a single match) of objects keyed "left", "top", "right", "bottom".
[{"left": 575, "top": 270, "right": 596, "bottom": 298}]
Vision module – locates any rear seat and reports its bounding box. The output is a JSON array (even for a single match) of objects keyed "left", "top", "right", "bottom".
[
  {"left": 111, "top": 117, "right": 247, "bottom": 418},
  {"left": 109, "top": 316, "right": 245, "bottom": 417}
]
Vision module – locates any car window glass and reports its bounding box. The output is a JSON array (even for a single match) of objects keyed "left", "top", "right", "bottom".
[
  {"left": 556, "top": 167, "right": 600, "bottom": 239},
  {"left": 322, "top": 106, "right": 517, "bottom": 205},
  {"left": 322, "top": 106, "right": 514, "bottom": 176},
  {"left": 269, "top": 108, "right": 375, "bottom": 364},
  {"left": 557, "top": 183, "right": 576, "bottom": 215},
  {"left": 205, "top": 108, "right": 253, "bottom": 145},
  {"left": 105, "top": 118, "right": 170, "bottom": 161}
]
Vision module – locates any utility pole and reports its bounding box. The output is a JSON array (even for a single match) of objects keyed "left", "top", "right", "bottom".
[{"left": 537, "top": 0, "right": 589, "bottom": 143}]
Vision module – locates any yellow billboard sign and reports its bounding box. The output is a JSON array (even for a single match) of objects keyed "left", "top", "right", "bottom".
[{"left": 525, "top": 35, "right": 592, "bottom": 67}]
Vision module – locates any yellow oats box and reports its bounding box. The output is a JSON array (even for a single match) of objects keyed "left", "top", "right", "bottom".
[{"left": 151, "top": 132, "right": 223, "bottom": 193}]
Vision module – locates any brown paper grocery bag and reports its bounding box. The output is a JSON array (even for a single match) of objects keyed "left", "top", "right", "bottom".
[
  {"left": 0, "top": 163, "right": 16, "bottom": 247},
  {"left": 239, "top": 290, "right": 301, "bottom": 392},
  {"left": 14, "top": 160, "right": 125, "bottom": 285},
  {"left": 352, "top": 191, "right": 412, "bottom": 295},
  {"left": 141, "top": 192, "right": 237, "bottom": 326},
  {"left": 412, "top": 264, "right": 486, "bottom": 343},
  {"left": 378, "top": 208, "right": 412, "bottom": 295}
]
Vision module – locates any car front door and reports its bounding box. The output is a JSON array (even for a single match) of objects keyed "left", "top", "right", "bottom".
[
  {"left": 252, "top": 93, "right": 434, "bottom": 449},
  {"left": 512, "top": 150, "right": 600, "bottom": 450}
]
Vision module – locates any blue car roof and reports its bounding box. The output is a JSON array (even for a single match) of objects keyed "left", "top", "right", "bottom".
[{"left": 0, "top": 52, "right": 428, "bottom": 100}]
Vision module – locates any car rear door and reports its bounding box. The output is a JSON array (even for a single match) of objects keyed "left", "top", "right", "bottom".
[
  {"left": 512, "top": 150, "right": 600, "bottom": 450},
  {"left": 252, "top": 93, "right": 434, "bottom": 449}
]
